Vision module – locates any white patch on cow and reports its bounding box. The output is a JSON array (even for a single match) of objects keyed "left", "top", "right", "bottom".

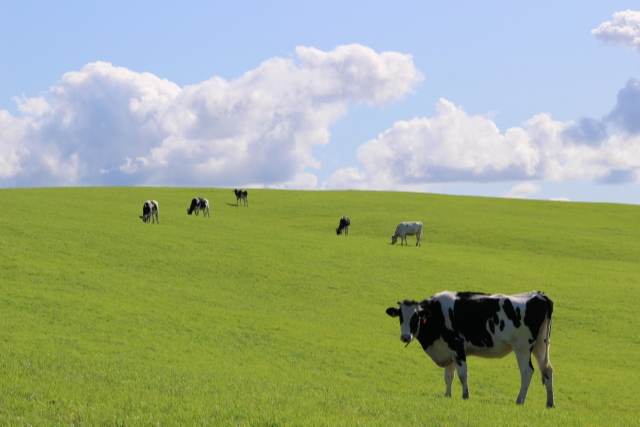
[
  {"left": 433, "top": 291, "right": 456, "bottom": 330},
  {"left": 399, "top": 303, "right": 419, "bottom": 342},
  {"left": 423, "top": 338, "right": 455, "bottom": 367}
]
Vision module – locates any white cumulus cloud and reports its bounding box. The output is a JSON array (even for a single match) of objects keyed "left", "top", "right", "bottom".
[
  {"left": 0, "top": 44, "right": 422, "bottom": 187},
  {"left": 592, "top": 10, "right": 640, "bottom": 51},
  {"left": 327, "top": 95, "right": 640, "bottom": 189}
]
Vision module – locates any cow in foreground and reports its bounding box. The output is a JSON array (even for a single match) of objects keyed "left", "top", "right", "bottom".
[
  {"left": 140, "top": 200, "right": 159, "bottom": 224},
  {"left": 391, "top": 221, "right": 423, "bottom": 246},
  {"left": 336, "top": 216, "right": 351, "bottom": 236},
  {"left": 234, "top": 189, "right": 248, "bottom": 207},
  {"left": 187, "top": 197, "right": 210, "bottom": 217},
  {"left": 386, "top": 291, "right": 554, "bottom": 407}
]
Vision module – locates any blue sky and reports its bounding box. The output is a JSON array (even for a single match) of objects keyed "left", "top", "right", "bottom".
[{"left": 1, "top": 1, "right": 640, "bottom": 203}]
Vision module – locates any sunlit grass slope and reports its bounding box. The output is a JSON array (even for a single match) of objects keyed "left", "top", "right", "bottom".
[{"left": 1, "top": 188, "right": 638, "bottom": 425}]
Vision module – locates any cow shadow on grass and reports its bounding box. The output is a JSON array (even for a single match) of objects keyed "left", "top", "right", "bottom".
[{"left": 225, "top": 203, "right": 239, "bottom": 207}]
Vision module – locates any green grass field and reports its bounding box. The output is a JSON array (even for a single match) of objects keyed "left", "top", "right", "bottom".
[{"left": 1, "top": 188, "right": 639, "bottom": 425}]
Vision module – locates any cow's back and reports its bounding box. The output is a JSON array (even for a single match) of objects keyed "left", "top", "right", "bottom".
[{"left": 432, "top": 291, "right": 550, "bottom": 357}]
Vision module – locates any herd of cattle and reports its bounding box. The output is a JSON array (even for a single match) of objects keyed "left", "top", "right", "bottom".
[
  {"left": 139, "top": 191, "right": 425, "bottom": 247},
  {"left": 139, "top": 189, "right": 247, "bottom": 223},
  {"left": 138, "top": 190, "right": 556, "bottom": 407}
]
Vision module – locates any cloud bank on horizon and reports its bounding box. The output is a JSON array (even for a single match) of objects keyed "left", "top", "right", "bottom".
[
  {"left": 1, "top": 11, "right": 640, "bottom": 192},
  {"left": 327, "top": 89, "right": 640, "bottom": 189}
]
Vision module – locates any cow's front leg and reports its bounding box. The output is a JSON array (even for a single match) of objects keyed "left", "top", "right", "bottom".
[
  {"left": 515, "top": 349, "right": 534, "bottom": 405},
  {"left": 455, "top": 357, "right": 469, "bottom": 399},
  {"left": 444, "top": 363, "right": 455, "bottom": 397}
]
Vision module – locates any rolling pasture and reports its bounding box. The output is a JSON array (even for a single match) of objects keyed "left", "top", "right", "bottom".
[{"left": 1, "top": 188, "right": 638, "bottom": 425}]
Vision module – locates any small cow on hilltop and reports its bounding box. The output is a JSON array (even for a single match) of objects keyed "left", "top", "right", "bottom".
[
  {"left": 386, "top": 291, "right": 554, "bottom": 407},
  {"left": 140, "top": 200, "right": 159, "bottom": 224},
  {"left": 187, "top": 197, "right": 210, "bottom": 217},
  {"left": 336, "top": 216, "right": 351, "bottom": 236},
  {"left": 234, "top": 189, "right": 248, "bottom": 207},
  {"left": 391, "top": 221, "right": 423, "bottom": 246}
]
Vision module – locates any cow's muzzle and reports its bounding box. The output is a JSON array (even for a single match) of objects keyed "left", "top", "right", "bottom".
[{"left": 401, "top": 334, "right": 412, "bottom": 343}]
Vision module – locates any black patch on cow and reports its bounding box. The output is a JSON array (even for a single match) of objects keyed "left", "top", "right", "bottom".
[
  {"left": 502, "top": 299, "right": 521, "bottom": 328},
  {"left": 141, "top": 202, "right": 151, "bottom": 222},
  {"left": 456, "top": 291, "right": 489, "bottom": 299},
  {"left": 524, "top": 293, "right": 553, "bottom": 342},
  {"left": 448, "top": 308, "right": 454, "bottom": 326},
  {"left": 450, "top": 293, "right": 501, "bottom": 347},
  {"left": 415, "top": 300, "right": 443, "bottom": 350},
  {"left": 441, "top": 328, "right": 466, "bottom": 364},
  {"left": 336, "top": 216, "right": 350, "bottom": 235},
  {"left": 488, "top": 319, "right": 495, "bottom": 333},
  {"left": 499, "top": 320, "right": 505, "bottom": 331},
  {"left": 187, "top": 198, "right": 198, "bottom": 215}
]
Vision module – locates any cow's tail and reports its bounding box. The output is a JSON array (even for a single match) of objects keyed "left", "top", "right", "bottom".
[{"left": 533, "top": 294, "right": 554, "bottom": 385}]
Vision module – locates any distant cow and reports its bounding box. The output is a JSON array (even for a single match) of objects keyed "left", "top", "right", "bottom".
[
  {"left": 234, "top": 189, "right": 248, "bottom": 207},
  {"left": 187, "top": 197, "right": 210, "bottom": 217},
  {"left": 336, "top": 216, "right": 351, "bottom": 236},
  {"left": 386, "top": 291, "right": 554, "bottom": 407},
  {"left": 140, "top": 200, "right": 159, "bottom": 224},
  {"left": 391, "top": 221, "right": 423, "bottom": 246}
]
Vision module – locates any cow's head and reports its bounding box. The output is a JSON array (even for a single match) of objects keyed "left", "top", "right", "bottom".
[
  {"left": 386, "top": 300, "right": 425, "bottom": 343},
  {"left": 391, "top": 234, "right": 398, "bottom": 244},
  {"left": 187, "top": 198, "right": 197, "bottom": 215}
]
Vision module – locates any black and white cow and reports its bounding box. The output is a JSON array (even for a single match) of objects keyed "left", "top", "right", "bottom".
[
  {"left": 140, "top": 200, "right": 159, "bottom": 224},
  {"left": 386, "top": 291, "right": 554, "bottom": 407},
  {"left": 187, "top": 197, "right": 210, "bottom": 217},
  {"left": 336, "top": 216, "right": 351, "bottom": 236},
  {"left": 234, "top": 189, "right": 248, "bottom": 207}
]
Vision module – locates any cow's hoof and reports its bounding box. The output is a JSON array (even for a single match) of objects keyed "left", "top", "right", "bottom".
[
  {"left": 462, "top": 393, "right": 469, "bottom": 400},
  {"left": 546, "top": 403, "right": 555, "bottom": 409}
]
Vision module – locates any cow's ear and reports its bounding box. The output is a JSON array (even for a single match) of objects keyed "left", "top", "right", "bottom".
[{"left": 386, "top": 307, "right": 400, "bottom": 317}]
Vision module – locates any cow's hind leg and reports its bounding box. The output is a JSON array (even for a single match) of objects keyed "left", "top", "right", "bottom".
[
  {"left": 515, "top": 348, "right": 534, "bottom": 404},
  {"left": 444, "top": 363, "right": 455, "bottom": 397},
  {"left": 534, "top": 318, "right": 554, "bottom": 408}
]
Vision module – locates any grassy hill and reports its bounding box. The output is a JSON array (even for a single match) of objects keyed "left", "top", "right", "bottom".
[{"left": 1, "top": 188, "right": 638, "bottom": 425}]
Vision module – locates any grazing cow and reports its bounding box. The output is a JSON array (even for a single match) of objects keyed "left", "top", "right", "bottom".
[
  {"left": 140, "top": 200, "right": 159, "bottom": 224},
  {"left": 391, "top": 221, "right": 423, "bottom": 246},
  {"left": 336, "top": 216, "right": 351, "bottom": 236},
  {"left": 386, "top": 291, "right": 554, "bottom": 407},
  {"left": 234, "top": 189, "right": 248, "bottom": 207},
  {"left": 187, "top": 197, "right": 210, "bottom": 217}
]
